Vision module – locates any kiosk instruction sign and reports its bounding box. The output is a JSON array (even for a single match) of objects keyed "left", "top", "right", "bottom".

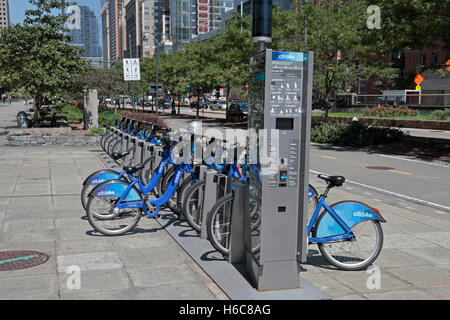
[{"left": 123, "top": 58, "right": 141, "bottom": 81}]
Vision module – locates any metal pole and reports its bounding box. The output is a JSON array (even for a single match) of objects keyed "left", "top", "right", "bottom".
[
  {"left": 155, "top": 46, "right": 159, "bottom": 114},
  {"left": 129, "top": 34, "right": 135, "bottom": 120}
]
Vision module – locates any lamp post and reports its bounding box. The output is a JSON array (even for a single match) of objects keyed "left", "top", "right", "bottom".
[{"left": 129, "top": 34, "right": 135, "bottom": 120}]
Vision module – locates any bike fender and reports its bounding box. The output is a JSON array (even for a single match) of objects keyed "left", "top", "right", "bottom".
[
  {"left": 93, "top": 180, "right": 141, "bottom": 201},
  {"left": 82, "top": 169, "right": 123, "bottom": 186},
  {"left": 315, "top": 201, "right": 385, "bottom": 238}
]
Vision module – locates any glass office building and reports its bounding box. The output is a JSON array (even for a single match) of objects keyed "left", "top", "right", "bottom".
[{"left": 65, "top": 0, "right": 103, "bottom": 58}]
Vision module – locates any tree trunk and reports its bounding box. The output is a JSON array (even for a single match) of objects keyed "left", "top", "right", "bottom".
[
  {"left": 225, "top": 84, "right": 231, "bottom": 121},
  {"left": 33, "top": 94, "right": 41, "bottom": 127}
]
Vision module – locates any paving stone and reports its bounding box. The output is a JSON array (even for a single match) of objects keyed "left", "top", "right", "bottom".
[
  {"left": 398, "top": 247, "right": 450, "bottom": 265},
  {"left": 387, "top": 266, "right": 450, "bottom": 289},
  {"left": 58, "top": 268, "right": 130, "bottom": 294},
  {"left": 57, "top": 252, "right": 123, "bottom": 272},
  {"left": 118, "top": 247, "right": 187, "bottom": 268},
  {"left": 2, "top": 218, "right": 54, "bottom": 233},
  {"left": 136, "top": 281, "right": 218, "bottom": 300},
  {"left": 127, "top": 265, "right": 200, "bottom": 288},
  {"left": 364, "top": 289, "right": 437, "bottom": 300},
  {"left": 0, "top": 274, "right": 58, "bottom": 299}
]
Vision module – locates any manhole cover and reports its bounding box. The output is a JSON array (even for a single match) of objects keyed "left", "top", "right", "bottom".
[
  {"left": 366, "top": 166, "right": 395, "bottom": 170},
  {"left": 0, "top": 250, "right": 50, "bottom": 271}
]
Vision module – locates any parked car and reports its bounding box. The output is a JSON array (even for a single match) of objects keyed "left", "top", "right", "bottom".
[
  {"left": 312, "top": 98, "right": 327, "bottom": 110},
  {"left": 158, "top": 98, "right": 172, "bottom": 109},
  {"left": 226, "top": 103, "right": 248, "bottom": 122},
  {"left": 190, "top": 99, "right": 208, "bottom": 109},
  {"left": 209, "top": 100, "right": 226, "bottom": 111}
]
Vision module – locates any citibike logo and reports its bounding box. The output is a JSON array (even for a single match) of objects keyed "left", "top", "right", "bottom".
[
  {"left": 272, "top": 51, "right": 304, "bottom": 62},
  {"left": 96, "top": 190, "right": 115, "bottom": 197},
  {"left": 90, "top": 178, "right": 105, "bottom": 185},
  {"left": 353, "top": 211, "right": 373, "bottom": 218}
]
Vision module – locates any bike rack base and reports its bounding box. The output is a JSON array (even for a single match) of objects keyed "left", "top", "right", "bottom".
[{"left": 156, "top": 211, "right": 330, "bottom": 300}]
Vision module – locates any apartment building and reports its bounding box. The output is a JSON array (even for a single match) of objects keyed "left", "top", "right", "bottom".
[{"left": 0, "top": 0, "right": 10, "bottom": 29}]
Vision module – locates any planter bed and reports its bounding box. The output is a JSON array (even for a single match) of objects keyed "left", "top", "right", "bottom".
[{"left": 312, "top": 115, "right": 449, "bottom": 131}]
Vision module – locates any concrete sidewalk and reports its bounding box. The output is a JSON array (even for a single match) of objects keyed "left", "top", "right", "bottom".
[{"left": 0, "top": 100, "right": 449, "bottom": 300}]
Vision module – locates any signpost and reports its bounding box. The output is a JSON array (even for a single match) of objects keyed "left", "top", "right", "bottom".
[
  {"left": 123, "top": 58, "right": 141, "bottom": 81},
  {"left": 123, "top": 58, "right": 141, "bottom": 120},
  {"left": 414, "top": 73, "right": 424, "bottom": 86}
]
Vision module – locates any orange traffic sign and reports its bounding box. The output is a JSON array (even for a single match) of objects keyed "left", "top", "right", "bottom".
[
  {"left": 414, "top": 74, "right": 424, "bottom": 85},
  {"left": 446, "top": 59, "right": 450, "bottom": 71}
]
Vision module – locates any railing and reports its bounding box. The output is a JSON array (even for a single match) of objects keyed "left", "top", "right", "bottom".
[{"left": 352, "top": 94, "right": 450, "bottom": 108}]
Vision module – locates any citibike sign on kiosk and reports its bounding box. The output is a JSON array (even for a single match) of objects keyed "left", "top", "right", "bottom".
[{"left": 245, "top": 49, "right": 313, "bottom": 291}]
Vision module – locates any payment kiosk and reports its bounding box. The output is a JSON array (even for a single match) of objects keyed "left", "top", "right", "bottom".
[{"left": 245, "top": 49, "right": 313, "bottom": 291}]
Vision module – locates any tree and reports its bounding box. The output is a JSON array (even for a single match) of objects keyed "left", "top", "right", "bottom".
[
  {"left": 0, "top": 0, "right": 86, "bottom": 125},
  {"left": 273, "top": 1, "right": 399, "bottom": 120}
]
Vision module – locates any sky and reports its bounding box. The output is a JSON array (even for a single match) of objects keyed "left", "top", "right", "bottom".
[{"left": 9, "top": 0, "right": 33, "bottom": 25}]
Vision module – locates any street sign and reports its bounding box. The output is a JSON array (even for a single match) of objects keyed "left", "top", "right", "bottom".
[
  {"left": 123, "top": 58, "right": 141, "bottom": 81},
  {"left": 446, "top": 59, "right": 450, "bottom": 71},
  {"left": 415, "top": 84, "right": 421, "bottom": 91},
  {"left": 414, "top": 73, "right": 424, "bottom": 85}
]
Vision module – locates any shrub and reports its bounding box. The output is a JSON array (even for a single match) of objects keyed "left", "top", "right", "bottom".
[
  {"left": 121, "top": 110, "right": 167, "bottom": 127},
  {"left": 90, "top": 126, "right": 105, "bottom": 135},
  {"left": 363, "top": 105, "right": 417, "bottom": 118},
  {"left": 428, "top": 109, "right": 450, "bottom": 121},
  {"left": 311, "top": 121, "right": 404, "bottom": 147}
]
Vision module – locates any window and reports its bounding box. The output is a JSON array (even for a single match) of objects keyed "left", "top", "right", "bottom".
[
  {"left": 431, "top": 53, "right": 438, "bottom": 65},
  {"left": 419, "top": 54, "right": 426, "bottom": 66}
]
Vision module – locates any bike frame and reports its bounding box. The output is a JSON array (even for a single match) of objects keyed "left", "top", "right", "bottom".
[{"left": 307, "top": 195, "right": 355, "bottom": 244}]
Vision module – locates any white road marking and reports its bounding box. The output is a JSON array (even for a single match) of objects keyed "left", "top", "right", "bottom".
[
  {"left": 310, "top": 169, "right": 450, "bottom": 212},
  {"left": 378, "top": 154, "right": 449, "bottom": 168}
]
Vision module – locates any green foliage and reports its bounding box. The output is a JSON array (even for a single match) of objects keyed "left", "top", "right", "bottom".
[
  {"left": 71, "top": 68, "right": 127, "bottom": 102},
  {"left": 311, "top": 121, "right": 404, "bottom": 147},
  {"left": 90, "top": 126, "right": 105, "bottom": 135},
  {"left": 428, "top": 109, "right": 450, "bottom": 121},
  {"left": 53, "top": 103, "right": 83, "bottom": 122},
  {"left": 363, "top": 106, "right": 417, "bottom": 118},
  {"left": 0, "top": 0, "right": 87, "bottom": 125}
]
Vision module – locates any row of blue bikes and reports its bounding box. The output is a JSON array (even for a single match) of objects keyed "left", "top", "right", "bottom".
[{"left": 81, "top": 117, "right": 386, "bottom": 271}]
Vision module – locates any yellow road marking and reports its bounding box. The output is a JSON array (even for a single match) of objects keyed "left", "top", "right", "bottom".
[
  {"left": 388, "top": 169, "right": 410, "bottom": 175},
  {"left": 321, "top": 155, "right": 336, "bottom": 160}
]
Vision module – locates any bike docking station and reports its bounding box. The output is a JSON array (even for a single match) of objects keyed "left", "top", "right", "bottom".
[
  {"left": 151, "top": 45, "right": 328, "bottom": 298},
  {"left": 94, "top": 1, "right": 328, "bottom": 297}
]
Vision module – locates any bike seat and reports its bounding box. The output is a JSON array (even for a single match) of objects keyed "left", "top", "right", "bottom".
[
  {"left": 111, "top": 151, "right": 130, "bottom": 160},
  {"left": 123, "top": 164, "right": 144, "bottom": 174},
  {"left": 318, "top": 174, "right": 345, "bottom": 187}
]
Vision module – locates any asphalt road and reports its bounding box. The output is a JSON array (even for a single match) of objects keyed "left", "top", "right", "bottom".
[
  {"left": 309, "top": 143, "right": 450, "bottom": 213},
  {"left": 111, "top": 104, "right": 450, "bottom": 215}
]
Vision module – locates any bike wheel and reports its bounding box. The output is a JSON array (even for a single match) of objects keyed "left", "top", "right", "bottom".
[
  {"left": 107, "top": 136, "right": 120, "bottom": 155},
  {"left": 153, "top": 165, "right": 170, "bottom": 198},
  {"left": 81, "top": 169, "right": 128, "bottom": 211},
  {"left": 160, "top": 167, "right": 182, "bottom": 216},
  {"left": 110, "top": 139, "right": 122, "bottom": 155},
  {"left": 100, "top": 132, "right": 113, "bottom": 151},
  {"left": 99, "top": 132, "right": 110, "bottom": 150},
  {"left": 86, "top": 180, "right": 142, "bottom": 236},
  {"left": 176, "top": 175, "right": 196, "bottom": 218},
  {"left": 308, "top": 184, "right": 319, "bottom": 221},
  {"left": 183, "top": 180, "right": 205, "bottom": 232},
  {"left": 103, "top": 133, "right": 116, "bottom": 153},
  {"left": 206, "top": 193, "right": 233, "bottom": 255},
  {"left": 314, "top": 202, "right": 384, "bottom": 271}
]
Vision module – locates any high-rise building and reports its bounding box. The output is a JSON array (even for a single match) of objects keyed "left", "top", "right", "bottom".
[
  {"left": 62, "top": 0, "right": 103, "bottom": 59},
  {"left": 0, "top": 0, "right": 10, "bottom": 29},
  {"left": 169, "top": 0, "right": 235, "bottom": 49}
]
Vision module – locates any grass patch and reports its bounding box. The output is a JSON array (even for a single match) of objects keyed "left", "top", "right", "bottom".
[{"left": 311, "top": 120, "right": 404, "bottom": 147}]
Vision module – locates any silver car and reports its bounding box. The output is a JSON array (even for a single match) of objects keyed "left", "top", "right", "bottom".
[{"left": 209, "top": 100, "right": 227, "bottom": 111}]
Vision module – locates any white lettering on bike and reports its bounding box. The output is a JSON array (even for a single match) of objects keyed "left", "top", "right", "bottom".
[
  {"left": 353, "top": 211, "right": 373, "bottom": 218},
  {"left": 97, "top": 190, "right": 115, "bottom": 196}
]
